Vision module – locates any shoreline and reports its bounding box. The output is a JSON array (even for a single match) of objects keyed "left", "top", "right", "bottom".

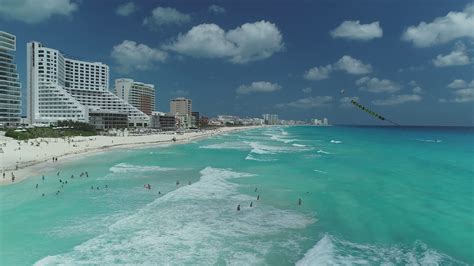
[{"left": 0, "top": 126, "right": 261, "bottom": 185}]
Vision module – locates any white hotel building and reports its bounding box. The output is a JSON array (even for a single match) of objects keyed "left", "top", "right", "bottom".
[{"left": 27, "top": 41, "right": 149, "bottom": 127}]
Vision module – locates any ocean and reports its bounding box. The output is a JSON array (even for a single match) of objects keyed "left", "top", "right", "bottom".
[{"left": 0, "top": 126, "right": 473, "bottom": 265}]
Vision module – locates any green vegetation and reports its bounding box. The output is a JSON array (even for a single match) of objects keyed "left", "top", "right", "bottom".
[{"left": 5, "top": 120, "right": 97, "bottom": 140}]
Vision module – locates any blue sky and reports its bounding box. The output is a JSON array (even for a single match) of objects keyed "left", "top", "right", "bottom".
[{"left": 0, "top": 0, "right": 473, "bottom": 126}]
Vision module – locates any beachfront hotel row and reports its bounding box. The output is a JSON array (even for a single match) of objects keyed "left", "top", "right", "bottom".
[
  {"left": 1, "top": 31, "right": 323, "bottom": 129},
  {"left": 0, "top": 30, "right": 203, "bottom": 130}
]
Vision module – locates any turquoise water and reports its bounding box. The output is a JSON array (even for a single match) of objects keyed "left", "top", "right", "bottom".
[{"left": 0, "top": 126, "right": 473, "bottom": 265}]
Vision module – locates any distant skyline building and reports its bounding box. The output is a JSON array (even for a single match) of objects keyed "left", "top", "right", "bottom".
[
  {"left": 262, "top": 114, "right": 278, "bottom": 125},
  {"left": 169, "top": 97, "right": 192, "bottom": 116},
  {"left": 0, "top": 31, "right": 21, "bottom": 127},
  {"left": 26, "top": 41, "right": 149, "bottom": 127},
  {"left": 115, "top": 78, "right": 155, "bottom": 115}
]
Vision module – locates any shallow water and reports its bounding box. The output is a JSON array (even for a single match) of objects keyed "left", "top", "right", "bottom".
[{"left": 1, "top": 126, "right": 473, "bottom": 265}]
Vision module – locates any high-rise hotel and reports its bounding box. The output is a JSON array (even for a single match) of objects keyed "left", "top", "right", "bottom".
[
  {"left": 27, "top": 42, "right": 149, "bottom": 127},
  {"left": 0, "top": 31, "right": 21, "bottom": 127},
  {"left": 115, "top": 78, "right": 155, "bottom": 115}
]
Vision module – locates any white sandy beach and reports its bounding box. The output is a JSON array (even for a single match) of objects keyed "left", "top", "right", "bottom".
[{"left": 0, "top": 126, "right": 259, "bottom": 185}]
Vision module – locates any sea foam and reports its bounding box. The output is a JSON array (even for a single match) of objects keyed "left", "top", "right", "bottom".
[{"left": 35, "top": 167, "right": 315, "bottom": 265}]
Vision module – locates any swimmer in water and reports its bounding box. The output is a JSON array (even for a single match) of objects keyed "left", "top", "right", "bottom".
[
  {"left": 237, "top": 204, "right": 241, "bottom": 211},
  {"left": 250, "top": 202, "right": 253, "bottom": 207},
  {"left": 42, "top": 175, "right": 45, "bottom": 181},
  {"left": 257, "top": 195, "right": 260, "bottom": 201},
  {"left": 255, "top": 188, "right": 258, "bottom": 192},
  {"left": 35, "top": 184, "right": 38, "bottom": 189},
  {"left": 298, "top": 198, "right": 302, "bottom": 206},
  {"left": 176, "top": 180, "right": 180, "bottom": 186}
]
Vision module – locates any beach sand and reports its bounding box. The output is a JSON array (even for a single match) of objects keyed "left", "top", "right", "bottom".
[{"left": 0, "top": 126, "right": 259, "bottom": 185}]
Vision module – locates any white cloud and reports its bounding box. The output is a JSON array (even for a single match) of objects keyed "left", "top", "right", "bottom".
[
  {"left": 165, "top": 21, "right": 284, "bottom": 64},
  {"left": 402, "top": 3, "right": 474, "bottom": 47},
  {"left": 276, "top": 96, "right": 333, "bottom": 109},
  {"left": 304, "top": 65, "right": 332, "bottom": 80},
  {"left": 372, "top": 94, "right": 422, "bottom": 106},
  {"left": 116, "top": 2, "right": 137, "bottom": 16},
  {"left": 143, "top": 6, "right": 191, "bottom": 28},
  {"left": 451, "top": 88, "right": 474, "bottom": 102},
  {"left": 433, "top": 42, "right": 471, "bottom": 67},
  {"left": 208, "top": 4, "right": 226, "bottom": 14},
  {"left": 356, "top": 76, "right": 402, "bottom": 93},
  {"left": 236, "top": 81, "right": 281, "bottom": 95},
  {"left": 304, "top": 55, "right": 371, "bottom": 81},
  {"left": 412, "top": 86, "right": 423, "bottom": 94},
  {"left": 0, "top": 0, "right": 77, "bottom": 24},
  {"left": 334, "top": 55, "right": 373, "bottom": 74},
  {"left": 330, "top": 21, "right": 383, "bottom": 41},
  {"left": 302, "top": 87, "right": 312, "bottom": 93},
  {"left": 444, "top": 79, "right": 474, "bottom": 102},
  {"left": 111, "top": 40, "right": 167, "bottom": 73},
  {"left": 447, "top": 79, "right": 468, "bottom": 89},
  {"left": 339, "top": 96, "right": 359, "bottom": 108}
]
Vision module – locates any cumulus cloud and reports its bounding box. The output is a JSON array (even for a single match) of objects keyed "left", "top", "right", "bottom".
[
  {"left": 116, "top": 2, "right": 137, "bottom": 16},
  {"left": 339, "top": 96, "right": 359, "bottom": 108},
  {"left": 236, "top": 81, "right": 281, "bottom": 95},
  {"left": 111, "top": 40, "right": 167, "bottom": 73},
  {"left": 143, "top": 6, "right": 191, "bottom": 28},
  {"left": 402, "top": 3, "right": 474, "bottom": 47},
  {"left": 0, "top": 0, "right": 77, "bottom": 24},
  {"left": 302, "top": 87, "right": 312, "bottom": 93},
  {"left": 356, "top": 76, "right": 402, "bottom": 93},
  {"left": 304, "top": 65, "right": 333, "bottom": 80},
  {"left": 433, "top": 42, "right": 471, "bottom": 67},
  {"left": 304, "top": 55, "right": 371, "bottom": 80},
  {"left": 443, "top": 79, "right": 474, "bottom": 102},
  {"left": 208, "top": 4, "right": 226, "bottom": 14},
  {"left": 334, "top": 55, "right": 373, "bottom": 74},
  {"left": 330, "top": 21, "right": 383, "bottom": 41},
  {"left": 165, "top": 21, "right": 284, "bottom": 64},
  {"left": 372, "top": 94, "right": 422, "bottom": 106},
  {"left": 412, "top": 86, "right": 423, "bottom": 94},
  {"left": 447, "top": 79, "right": 468, "bottom": 89},
  {"left": 276, "top": 96, "right": 333, "bottom": 109},
  {"left": 451, "top": 87, "right": 474, "bottom": 102}
]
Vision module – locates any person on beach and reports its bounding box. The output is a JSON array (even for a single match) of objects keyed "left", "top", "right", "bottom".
[
  {"left": 11, "top": 173, "right": 15, "bottom": 182},
  {"left": 57, "top": 172, "right": 60, "bottom": 176},
  {"left": 237, "top": 204, "right": 241, "bottom": 211},
  {"left": 3, "top": 172, "right": 5, "bottom": 179}
]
